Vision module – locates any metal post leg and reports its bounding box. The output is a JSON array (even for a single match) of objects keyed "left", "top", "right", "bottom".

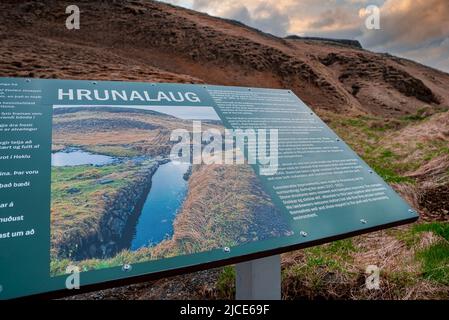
[{"left": 235, "top": 255, "right": 281, "bottom": 300}]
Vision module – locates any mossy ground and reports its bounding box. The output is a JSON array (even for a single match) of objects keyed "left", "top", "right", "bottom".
[{"left": 328, "top": 109, "right": 449, "bottom": 183}]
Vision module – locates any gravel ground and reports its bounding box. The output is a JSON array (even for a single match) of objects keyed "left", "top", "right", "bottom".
[{"left": 64, "top": 269, "right": 223, "bottom": 300}]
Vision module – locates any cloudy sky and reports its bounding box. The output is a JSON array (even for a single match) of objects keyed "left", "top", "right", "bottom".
[{"left": 160, "top": 0, "right": 449, "bottom": 73}]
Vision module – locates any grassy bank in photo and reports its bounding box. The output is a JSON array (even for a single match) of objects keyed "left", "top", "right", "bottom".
[{"left": 51, "top": 158, "right": 159, "bottom": 263}]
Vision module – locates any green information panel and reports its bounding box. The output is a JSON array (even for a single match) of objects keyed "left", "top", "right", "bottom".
[{"left": 0, "top": 77, "right": 418, "bottom": 299}]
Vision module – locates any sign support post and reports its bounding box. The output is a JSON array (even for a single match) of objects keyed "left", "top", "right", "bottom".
[{"left": 235, "top": 255, "right": 281, "bottom": 300}]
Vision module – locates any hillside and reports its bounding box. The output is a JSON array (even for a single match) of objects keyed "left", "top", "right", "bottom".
[
  {"left": 1, "top": 0, "right": 448, "bottom": 115},
  {"left": 1, "top": 0, "right": 448, "bottom": 299}
]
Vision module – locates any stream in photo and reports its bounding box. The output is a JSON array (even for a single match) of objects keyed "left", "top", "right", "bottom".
[{"left": 130, "top": 161, "right": 190, "bottom": 250}]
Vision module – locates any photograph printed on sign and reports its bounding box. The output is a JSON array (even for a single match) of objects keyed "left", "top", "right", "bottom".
[{"left": 49, "top": 105, "right": 292, "bottom": 276}]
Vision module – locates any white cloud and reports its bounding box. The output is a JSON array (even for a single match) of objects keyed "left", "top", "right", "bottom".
[{"left": 360, "top": 0, "right": 449, "bottom": 71}]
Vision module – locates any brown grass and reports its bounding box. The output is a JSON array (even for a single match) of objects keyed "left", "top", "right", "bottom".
[
  {"left": 279, "top": 229, "right": 449, "bottom": 300},
  {"left": 151, "top": 162, "right": 288, "bottom": 257}
]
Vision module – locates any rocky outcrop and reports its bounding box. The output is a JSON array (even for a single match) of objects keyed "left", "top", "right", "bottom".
[
  {"left": 320, "top": 53, "right": 439, "bottom": 104},
  {"left": 183, "top": 165, "right": 192, "bottom": 181},
  {"left": 285, "top": 35, "right": 363, "bottom": 49},
  {"left": 382, "top": 66, "right": 439, "bottom": 104}
]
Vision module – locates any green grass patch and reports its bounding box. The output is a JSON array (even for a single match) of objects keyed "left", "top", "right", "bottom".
[
  {"left": 380, "top": 149, "right": 395, "bottom": 159},
  {"left": 370, "top": 164, "right": 415, "bottom": 183},
  {"left": 401, "top": 108, "right": 430, "bottom": 122},
  {"left": 321, "top": 238, "right": 356, "bottom": 258},
  {"left": 417, "top": 242, "right": 449, "bottom": 285},
  {"left": 414, "top": 223, "right": 449, "bottom": 241},
  {"left": 394, "top": 222, "right": 449, "bottom": 248},
  {"left": 50, "top": 246, "right": 158, "bottom": 276},
  {"left": 331, "top": 117, "right": 416, "bottom": 183},
  {"left": 216, "top": 266, "right": 236, "bottom": 299},
  {"left": 392, "top": 228, "right": 420, "bottom": 249},
  {"left": 301, "top": 239, "right": 357, "bottom": 272},
  {"left": 50, "top": 258, "right": 72, "bottom": 276},
  {"left": 394, "top": 222, "right": 449, "bottom": 285},
  {"left": 342, "top": 118, "right": 366, "bottom": 128},
  {"left": 422, "top": 140, "right": 449, "bottom": 162},
  {"left": 360, "top": 147, "right": 417, "bottom": 183},
  {"left": 386, "top": 270, "right": 419, "bottom": 289},
  {"left": 401, "top": 106, "right": 448, "bottom": 123},
  {"left": 84, "top": 145, "right": 140, "bottom": 157}
]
